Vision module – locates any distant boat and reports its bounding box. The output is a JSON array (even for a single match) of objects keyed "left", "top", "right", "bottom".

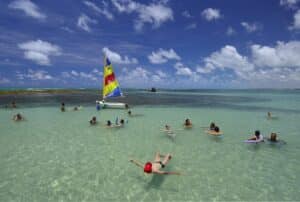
[
  {"left": 96, "top": 56, "right": 127, "bottom": 109},
  {"left": 150, "top": 87, "right": 156, "bottom": 92}
]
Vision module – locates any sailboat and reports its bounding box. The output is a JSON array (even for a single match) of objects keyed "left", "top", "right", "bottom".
[{"left": 96, "top": 56, "right": 128, "bottom": 109}]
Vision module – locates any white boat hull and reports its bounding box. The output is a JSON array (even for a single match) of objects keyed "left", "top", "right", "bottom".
[{"left": 96, "top": 100, "right": 127, "bottom": 109}]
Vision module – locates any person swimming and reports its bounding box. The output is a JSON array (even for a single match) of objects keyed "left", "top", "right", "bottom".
[
  {"left": 130, "top": 152, "right": 181, "bottom": 175},
  {"left": 115, "top": 119, "right": 125, "bottom": 127},
  {"left": 184, "top": 118, "right": 192, "bottom": 128},
  {"left": 106, "top": 120, "right": 112, "bottom": 127},
  {"left": 210, "top": 122, "right": 216, "bottom": 130},
  {"left": 268, "top": 132, "right": 278, "bottom": 142},
  {"left": 248, "top": 130, "right": 264, "bottom": 142},
  {"left": 206, "top": 125, "right": 223, "bottom": 136},
  {"left": 90, "top": 116, "right": 97, "bottom": 125},
  {"left": 13, "top": 113, "right": 24, "bottom": 121}
]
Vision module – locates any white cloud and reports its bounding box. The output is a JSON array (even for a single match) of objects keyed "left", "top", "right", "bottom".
[
  {"left": 71, "top": 70, "right": 79, "bottom": 76},
  {"left": 102, "top": 47, "right": 138, "bottom": 64},
  {"left": 61, "top": 26, "right": 74, "bottom": 33},
  {"left": 289, "top": 9, "right": 300, "bottom": 30},
  {"left": 83, "top": 1, "right": 114, "bottom": 20},
  {"left": 148, "top": 48, "right": 181, "bottom": 64},
  {"left": 0, "top": 76, "right": 10, "bottom": 84},
  {"left": 8, "top": 0, "right": 46, "bottom": 20},
  {"left": 16, "top": 69, "right": 53, "bottom": 81},
  {"left": 241, "top": 22, "right": 262, "bottom": 33},
  {"left": 155, "top": 70, "right": 167, "bottom": 78},
  {"left": 226, "top": 26, "right": 236, "bottom": 36},
  {"left": 280, "top": 0, "right": 299, "bottom": 9},
  {"left": 18, "top": 39, "right": 61, "bottom": 66},
  {"left": 195, "top": 41, "right": 300, "bottom": 87},
  {"left": 174, "top": 62, "right": 193, "bottom": 76},
  {"left": 182, "top": 10, "right": 192, "bottom": 18},
  {"left": 61, "top": 69, "right": 100, "bottom": 81},
  {"left": 185, "top": 23, "right": 197, "bottom": 30},
  {"left": 77, "top": 14, "right": 97, "bottom": 32},
  {"left": 251, "top": 41, "right": 300, "bottom": 68},
  {"left": 111, "top": 0, "right": 173, "bottom": 31},
  {"left": 198, "top": 45, "right": 254, "bottom": 79},
  {"left": 201, "top": 8, "right": 221, "bottom": 21}
]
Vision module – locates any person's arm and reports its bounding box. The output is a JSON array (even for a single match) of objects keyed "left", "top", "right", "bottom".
[
  {"left": 154, "top": 170, "right": 181, "bottom": 175},
  {"left": 129, "top": 159, "right": 144, "bottom": 168}
]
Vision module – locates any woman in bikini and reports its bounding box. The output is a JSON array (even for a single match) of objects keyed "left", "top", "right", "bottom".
[{"left": 130, "top": 152, "right": 181, "bottom": 175}]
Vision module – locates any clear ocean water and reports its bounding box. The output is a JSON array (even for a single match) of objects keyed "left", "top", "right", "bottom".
[{"left": 0, "top": 89, "right": 299, "bottom": 201}]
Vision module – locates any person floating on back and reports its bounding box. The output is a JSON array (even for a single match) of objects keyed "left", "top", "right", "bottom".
[{"left": 130, "top": 152, "right": 181, "bottom": 175}]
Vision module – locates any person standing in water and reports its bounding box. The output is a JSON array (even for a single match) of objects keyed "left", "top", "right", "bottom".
[
  {"left": 61, "top": 102, "right": 65, "bottom": 112},
  {"left": 130, "top": 152, "right": 181, "bottom": 175}
]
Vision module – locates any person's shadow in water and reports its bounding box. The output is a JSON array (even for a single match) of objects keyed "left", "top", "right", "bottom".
[{"left": 144, "top": 174, "right": 165, "bottom": 190}]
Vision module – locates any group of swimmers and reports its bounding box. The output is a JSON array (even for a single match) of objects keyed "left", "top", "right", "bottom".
[
  {"left": 60, "top": 102, "right": 82, "bottom": 112},
  {"left": 89, "top": 116, "right": 126, "bottom": 128}
]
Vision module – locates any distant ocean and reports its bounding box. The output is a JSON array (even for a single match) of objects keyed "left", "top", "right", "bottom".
[{"left": 0, "top": 89, "right": 299, "bottom": 201}]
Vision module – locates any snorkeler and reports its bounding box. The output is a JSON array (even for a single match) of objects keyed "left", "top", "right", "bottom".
[{"left": 130, "top": 152, "right": 181, "bottom": 175}]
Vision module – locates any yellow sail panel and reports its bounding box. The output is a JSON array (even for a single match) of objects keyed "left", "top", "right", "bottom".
[{"left": 102, "top": 57, "right": 122, "bottom": 99}]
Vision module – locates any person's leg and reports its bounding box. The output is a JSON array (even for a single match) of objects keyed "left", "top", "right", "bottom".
[
  {"left": 162, "top": 153, "right": 172, "bottom": 165},
  {"left": 154, "top": 152, "right": 160, "bottom": 162}
]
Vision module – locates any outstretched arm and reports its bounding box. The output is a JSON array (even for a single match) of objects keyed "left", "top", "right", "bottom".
[
  {"left": 129, "top": 159, "right": 144, "bottom": 168},
  {"left": 154, "top": 170, "right": 181, "bottom": 175}
]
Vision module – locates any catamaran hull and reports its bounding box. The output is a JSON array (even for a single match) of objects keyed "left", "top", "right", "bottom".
[{"left": 96, "top": 100, "right": 127, "bottom": 109}]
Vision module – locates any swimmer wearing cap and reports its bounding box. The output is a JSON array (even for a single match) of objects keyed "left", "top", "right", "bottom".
[{"left": 129, "top": 152, "right": 181, "bottom": 175}]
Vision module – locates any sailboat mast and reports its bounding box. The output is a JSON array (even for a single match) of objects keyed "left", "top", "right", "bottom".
[{"left": 102, "top": 55, "right": 106, "bottom": 100}]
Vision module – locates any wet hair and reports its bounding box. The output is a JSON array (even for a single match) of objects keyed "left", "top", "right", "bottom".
[
  {"left": 92, "top": 116, "right": 96, "bottom": 121},
  {"left": 210, "top": 122, "right": 216, "bottom": 130},
  {"left": 125, "top": 104, "right": 129, "bottom": 109},
  {"left": 185, "top": 119, "right": 191, "bottom": 125},
  {"left": 128, "top": 110, "right": 132, "bottom": 115},
  {"left": 61, "top": 102, "right": 65, "bottom": 106},
  {"left": 120, "top": 119, "right": 124, "bottom": 124},
  {"left": 107, "top": 120, "right": 112, "bottom": 126},
  {"left": 255, "top": 130, "right": 260, "bottom": 137},
  {"left": 17, "top": 113, "right": 22, "bottom": 120},
  {"left": 214, "top": 126, "right": 220, "bottom": 132},
  {"left": 270, "top": 133, "right": 277, "bottom": 141}
]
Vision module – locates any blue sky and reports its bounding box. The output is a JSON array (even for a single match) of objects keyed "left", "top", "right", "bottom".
[{"left": 0, "top": 0, "right": 300, "bottom": 88}]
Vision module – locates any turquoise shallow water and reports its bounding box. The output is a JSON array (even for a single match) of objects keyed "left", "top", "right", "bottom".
[{"left": 0, "top": 90, "right": 300, "bottom": 201}]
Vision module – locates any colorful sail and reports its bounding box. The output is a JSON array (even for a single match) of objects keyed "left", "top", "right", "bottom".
[{"left": 102, "top": 57, "right": 123, "bottom": 99}]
